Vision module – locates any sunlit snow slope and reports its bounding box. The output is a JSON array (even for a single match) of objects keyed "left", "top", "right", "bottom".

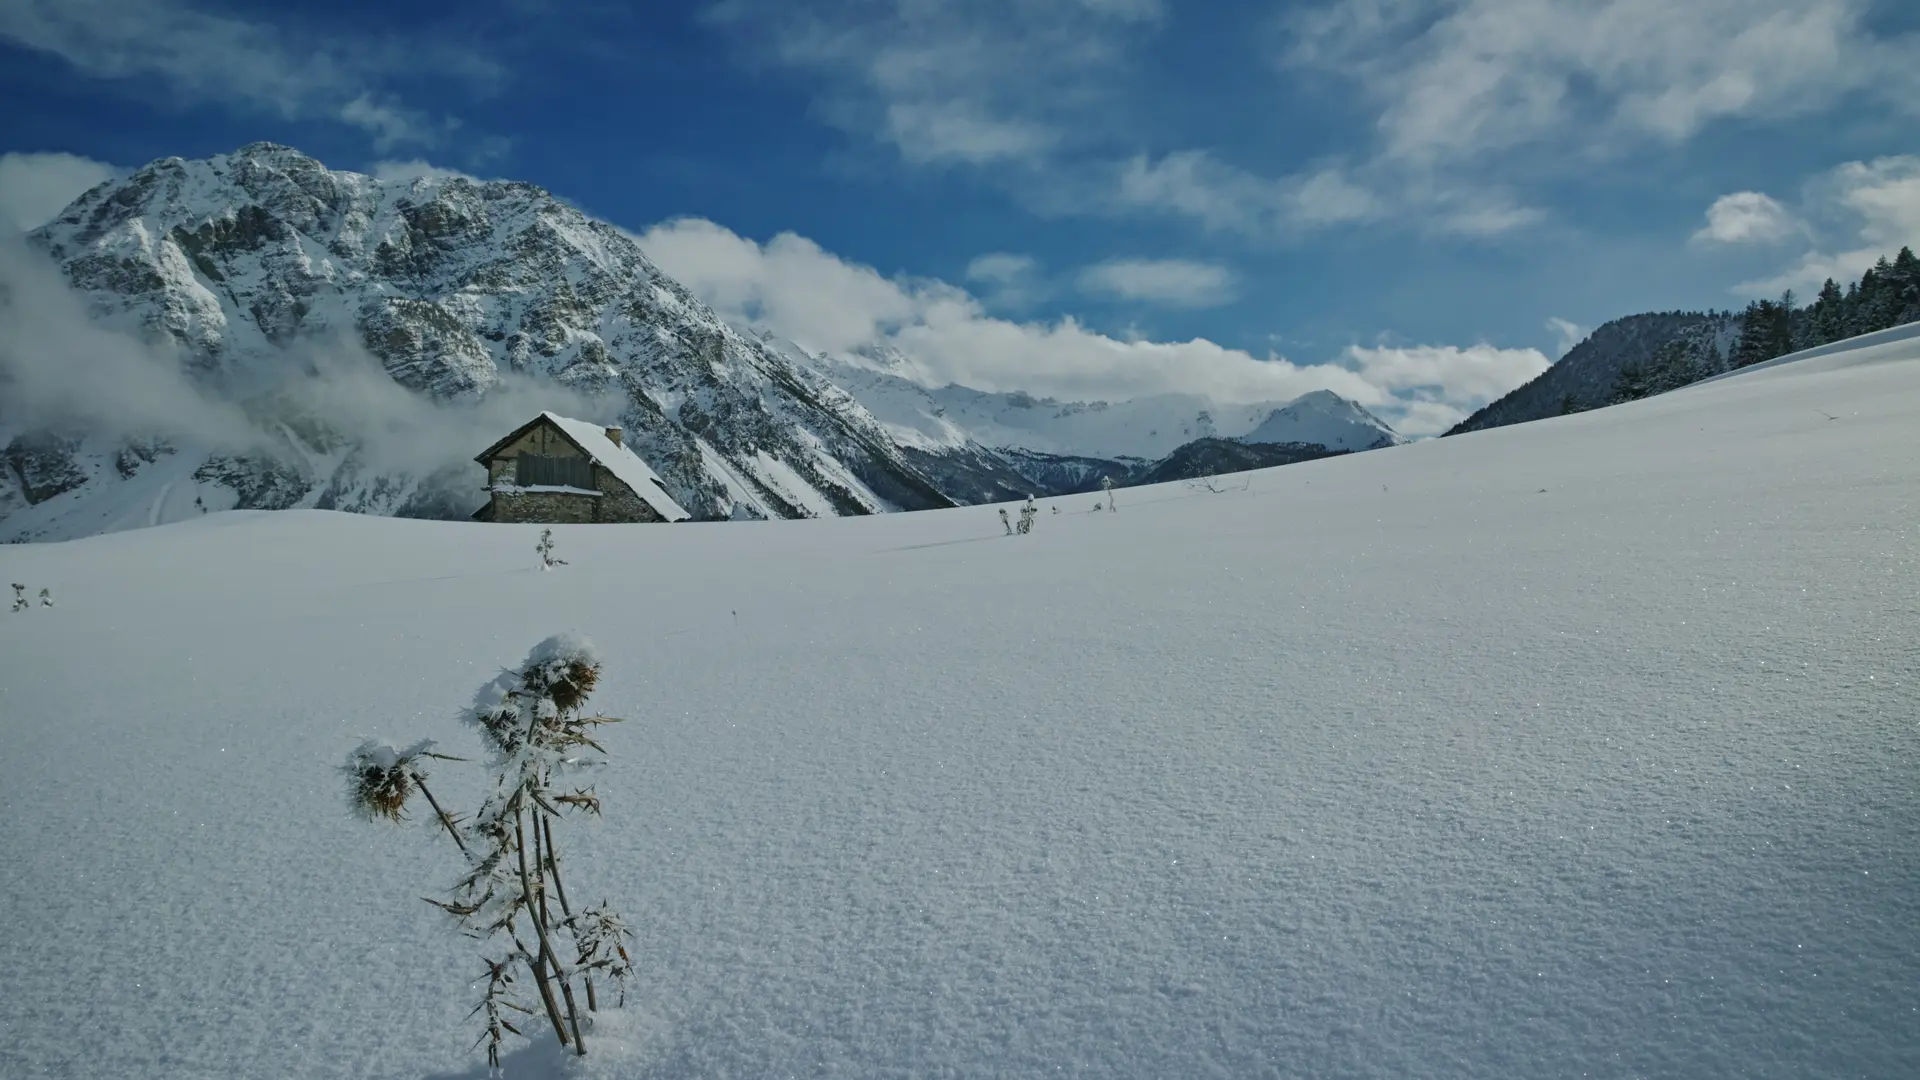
[{"left": 1, "top": 330, "right": 1916, "bottom": 1080}]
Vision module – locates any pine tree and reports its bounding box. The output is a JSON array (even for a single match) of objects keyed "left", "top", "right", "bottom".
[
  {"left": 1810, "top": 278, "right": 1846, "bottom": 346},
  {"left": 1856, "top": 258, "right": 1901, "bottom": 334},
  {"left": 1892, "top": 247, "right": 1920, "bottom": 324}
]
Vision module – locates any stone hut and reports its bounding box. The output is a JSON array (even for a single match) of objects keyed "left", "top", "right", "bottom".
[{"left": 473, "top": 412, "right": 690, "bottom": 524}]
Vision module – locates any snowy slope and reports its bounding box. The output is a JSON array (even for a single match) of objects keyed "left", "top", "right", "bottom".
[{"left": 1, "top": 332, "right": 1916, "bottom": 1079}]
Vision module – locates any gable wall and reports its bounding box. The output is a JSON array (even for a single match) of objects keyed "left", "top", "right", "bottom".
[
  {"left": 484, "top": 422, "right": 587, "bottom": 485},
  {"left": 481, "top": 419, "right": 665, "bottom": 523}
]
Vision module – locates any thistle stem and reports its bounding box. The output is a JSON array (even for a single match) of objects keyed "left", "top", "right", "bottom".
[
  {"left": 543, "top": 814, "right": 597, "bottom": 1011},
  {"left": 413, "top": 775, "right": 472, "bottom": 862},
  {"left": 514, "top": 806, "right": 572, "bottom": 1048}
]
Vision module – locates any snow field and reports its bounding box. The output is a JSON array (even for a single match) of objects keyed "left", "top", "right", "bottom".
[{"left": 0, "top": 334, "right": 1916, "bottom": 1078}]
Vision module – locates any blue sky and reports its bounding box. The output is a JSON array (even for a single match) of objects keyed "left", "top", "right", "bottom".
[{"left": 2, "top": 0, "right": 1917, "bottom": 433}]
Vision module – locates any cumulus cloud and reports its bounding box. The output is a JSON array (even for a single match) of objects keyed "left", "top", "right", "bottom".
[
  {"left": 636, "top": 216, "right": 1542, "bottom": 435},
  {"left": 1732, "top": 155, "right": 1920, "bottom": 295},
  {"left": 0, "top": 152, "right": 120, "bottom": 232},
  {"left": 1343, "top": 342, "right": 1551, "bottom": 404},
  {"left": 1545, "top": 317, "right": 1586, "bottom": 356},
  {"left": 0, "top": 0, "right": 494, "bottom": 149},
  {"left": 1692, "top": 191, "right": 1802, "bottom": 245},
  {"left": 1078, "top": 258, "right": 1239, "bottom": 308}
]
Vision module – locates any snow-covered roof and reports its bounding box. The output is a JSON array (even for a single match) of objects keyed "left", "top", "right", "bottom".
[{"left": 489, "top": 413, "right": 690, "bottom": 522}]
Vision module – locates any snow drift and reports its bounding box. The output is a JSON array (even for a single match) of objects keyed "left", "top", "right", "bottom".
[{"left": 0, "top": 329, "right": 1914, "bottom": 1079}]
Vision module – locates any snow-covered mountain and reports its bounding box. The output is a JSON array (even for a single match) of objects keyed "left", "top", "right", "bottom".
[
  {"left": 786, "top": 345, "right": 1402, "bottom": 499},
  {"left": 0, "top": 143, "right": 1401, "bottom": 541},
  {"left": 2, "top": 143, "right": 954, "bottom": 540},
  {"left": 804, "top": 346, "right": 1401, "bottom": 460},
  {"left": 1239, "top": 390, "right": 1403, "bottom": 452}
]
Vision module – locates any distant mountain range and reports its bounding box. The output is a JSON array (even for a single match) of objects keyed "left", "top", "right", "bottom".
[{"left": 0, "top": 143, "right": 1405, "bottom": 541}]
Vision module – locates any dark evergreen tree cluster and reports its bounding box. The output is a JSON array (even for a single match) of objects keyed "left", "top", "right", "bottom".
[
  {"left": 1608, "top": 338, "right": 1711, "bottom": 405},
  {"left": 1731, "top": 247, "right": 1920, "bottom": 369}
]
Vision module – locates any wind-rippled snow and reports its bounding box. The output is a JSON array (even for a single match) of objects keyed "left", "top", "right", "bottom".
[{"left": 0, "top": 333, "right": 1915, "bottom": 1079}]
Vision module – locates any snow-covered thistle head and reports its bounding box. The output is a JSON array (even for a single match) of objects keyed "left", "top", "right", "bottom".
[
  {"left": 468, "top": 634, "right": 612, "bottom": 763},
  {"left": 343, "top": 739, "right": 440, "bottom": 822}
]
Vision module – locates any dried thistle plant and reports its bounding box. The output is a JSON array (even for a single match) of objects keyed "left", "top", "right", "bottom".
[
  {"left": 536, "top": 529, "right": 567, "bottom": 571},
  {"left": 344, "top": 634, "right": 633, "bottom": 1066}
]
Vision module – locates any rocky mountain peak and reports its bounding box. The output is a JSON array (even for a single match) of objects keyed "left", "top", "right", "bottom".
[{"left": 4, "top": 143, "right": 959, "bottom": 539}]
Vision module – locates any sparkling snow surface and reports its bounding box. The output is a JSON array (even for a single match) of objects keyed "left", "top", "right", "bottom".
[{"left": 1, "top": 335, "right": 1917, "bottom": 1079}]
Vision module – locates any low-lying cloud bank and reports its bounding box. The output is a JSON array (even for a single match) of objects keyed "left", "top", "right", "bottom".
[
  {"left": 635, "top": 218, "right": 1546, "bottom": 437},
  {"left": 0, "top": 236, "right": 607, "bottom": 486}
]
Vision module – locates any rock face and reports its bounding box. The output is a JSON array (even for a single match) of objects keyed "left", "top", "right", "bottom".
[{"left": 4, "top": 143, "right": 953, "bottom": 540}]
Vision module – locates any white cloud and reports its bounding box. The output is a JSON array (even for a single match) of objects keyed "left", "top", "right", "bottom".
[
  {"left": 0, "top": 152, "right": 120, "bottom": 232},
  {"left": 1825, "top": 157, "right": 1920, "bottom": 249},
  {"left": 369, "top": 159, "right": 487, "bottom": 184},
  {"left": 1545, "top": 317, "right": 1586, "bottom": 356},
  {"left": 636, "top": 216, "right": 1541, "bottom": 434},
  {"left": 1692, "top": 192, "right": 1802, "bottom": 246},
  {"left": 965, "top": 253, "right": 1037, "bottom": 286},
  {"left": 882, "top": 103, "right": 1058, "bottom": 166},
  {"left": 636, "top": 217, "right": 951, "bottom": 357},
  {"left": 1284, "top": 0, "right": 1916, "bottom": 165},
  {"left": 1113, "top": 151, "right": 1390, "bottom": 234},
  {"left": 1343, "top": 342, "right": 1552, "bottom": 404},
  {"left": 338, "top": 95, "right": 439, "bottom": 152},
  {"left": 0, "top": 0, "right": 491, "bottom": 149},
  {"left": 1076, "top": 0, "right": 1164, "bottom": 20},
  {"left": 964, "top": 252, "right": 1044, "bottom": 306},
  {"left": 1391, "top": 397, "right": 1475, "bottom": 439},
  {"left": 1733, "top": 155, "right": 1920, "bottom": 295},
  {"left": 711, "top": 0, "right": 1152, "bottom": 170},
  {"left": 1435, "top": 199, "right": 1546, "bottom": 237},
  {"left": 1078, "top": 258, "right": 1239, "bottom": 308}
]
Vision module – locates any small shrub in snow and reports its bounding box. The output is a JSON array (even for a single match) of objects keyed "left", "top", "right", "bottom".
[
  {"left": 536, "top": 528, "right": 567, "bottom": 571},
  {"left": 344, "top": 634, "right": 634, "bottom": 1068},
  {"left": 10, "top": 584, "right": 24, "bottom": 612}
]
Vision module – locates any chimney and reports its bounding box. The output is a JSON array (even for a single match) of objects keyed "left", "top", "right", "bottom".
[{"left": 604, "top": 426, "right": 623, "bottom": 447}]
